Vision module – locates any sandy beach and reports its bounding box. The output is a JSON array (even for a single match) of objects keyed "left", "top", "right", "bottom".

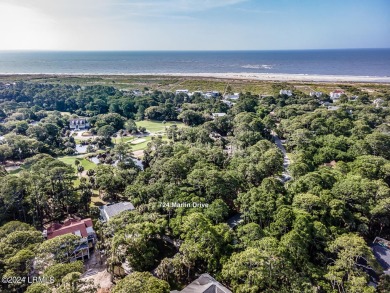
[
  {"left": 149, "top": 72, "right": 390, "bottom": 83},
  {"left": 1, "top": 72, "right": 389, "bottom": 83}
]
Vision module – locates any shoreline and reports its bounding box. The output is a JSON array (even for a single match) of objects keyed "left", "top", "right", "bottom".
[{"left": 0, "top": 72, "right": 390, "bottom": 83}]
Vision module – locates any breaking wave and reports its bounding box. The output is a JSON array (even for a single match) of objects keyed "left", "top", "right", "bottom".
[{"left": 241, "top": 64, "right": 273, "bottom": 70}]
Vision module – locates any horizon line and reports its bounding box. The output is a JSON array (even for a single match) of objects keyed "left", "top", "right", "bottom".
[{"left": 0, "top": 47, "right": 389, "bottom": 53}]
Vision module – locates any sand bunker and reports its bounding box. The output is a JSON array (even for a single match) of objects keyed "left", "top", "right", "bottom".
[{"left": 130, "top": 138, "right": 146, "bottom": 144}]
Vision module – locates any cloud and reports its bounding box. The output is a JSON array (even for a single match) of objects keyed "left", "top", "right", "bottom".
[
  {"left": 113, "top": 0, "right": 248, "bottom": 13},
  {"left": 0, "top": 2, "right": 60, "bottom": 50}
]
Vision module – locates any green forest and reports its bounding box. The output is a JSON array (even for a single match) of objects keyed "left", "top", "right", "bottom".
[{"left": 0, "top": 80, "right": 389, "bottom": 293}]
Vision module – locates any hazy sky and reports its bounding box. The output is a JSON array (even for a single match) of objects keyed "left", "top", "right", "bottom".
[{"left": 0, "top": 0, "right": 389, "bottom": 50}]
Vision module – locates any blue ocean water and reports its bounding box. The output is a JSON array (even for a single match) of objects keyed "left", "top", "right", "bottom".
[{"left": 0, "top": 49, "right": 389, "bottom": 76}]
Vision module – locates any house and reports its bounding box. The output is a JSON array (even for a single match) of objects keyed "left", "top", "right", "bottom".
[
  {"left": 327, "top": 106, "right": 340, "bottom": 111},
  {"left": 330, "top": 90, "right": 345, "bottom": 100},
  {"left": 43, "top": 218, "right": 96, "bottom": 260},
  {"left": 323, "top": 160, "right": 337, "bottom": 168},
  {"left": 372, "top": 237, "right": 390, "bottom": 275},
  {"left": 176, "top": 89, "right": 189, "bottom": 95},
  {"left": 221, "top": 100, "right": 233, "bottom": 107},
  {"left": 373, "top": 98, "right": 384, "bottom": 108},
  {"left": 212, "top": 113, "right": 227, "bottom": 119},
  {"left": 171, "top": 274, "right": 232, "bottom": 293},
  {"left": 204, "top": 91, "right": 220, "bottom": 98},
  {"left": 224, "top": 93, "right": 240, "bottom": 100},
  {"left": 279, "top": 89, "right": 292, "bottom": 96},
  {"left": 69, "top": 118, "right": 90, "bottom": 130},
  {"left": 188, "top": 91, "right": 203, "bottom": 97},
  {"left": 132, "top": 89, "right": 142, "bottom": 96},
  {"left": 310, "top": 91, "right": 323, "bottom": 98},
  {"left": 99, "top": 202, "right": 135, "bottom": 222},
  {"left": 227, "top": 213, "right": 243, "bottom": 229},
  {"left": 349, "top": 95, "right": 358, "bottom": 101}
]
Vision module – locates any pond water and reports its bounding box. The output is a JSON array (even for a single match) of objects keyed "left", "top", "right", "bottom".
[
  {"left": 75, "top": 144, "right": 88, "bottom": 154},
  {"left": 89, "top": 156, "right": 100, "bottom": 164}
]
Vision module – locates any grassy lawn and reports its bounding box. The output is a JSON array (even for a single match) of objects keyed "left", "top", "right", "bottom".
[
  {"left": 136, "top": 120, "right": 184, "bottom": 133},
  {"left": 126, "top": 135, "right": 169, "bottom": 151},
  {"left": 112, "top": 136, "right": 134, "bottom": 144},
  {"left": 129, "top": 136, "right": 153, "bottom": 151},
  {"left": 58, "top": 156, "right": 97, "bottom": 170}
]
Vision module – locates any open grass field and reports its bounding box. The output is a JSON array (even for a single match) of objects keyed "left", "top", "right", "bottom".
[
  {"left": 112, "top": 136, "right": 134, "bottom": 144},
  {"left": 126, "top": 135, "right": 169, "bottom": 151},
  {"left": 136, "top": 120, "right": 184, "bottom": 133},
  {"left": 58, "top": 156, "right": 97, "bottom": 170}
]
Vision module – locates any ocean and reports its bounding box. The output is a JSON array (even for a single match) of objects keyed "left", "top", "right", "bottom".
[{"left": 0, "top": 49, "right": 389, "bottom": 76}]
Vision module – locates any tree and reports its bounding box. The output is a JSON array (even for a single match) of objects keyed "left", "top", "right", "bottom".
[
  {"left": 112, "top": 221, "right": 163, "bottom": 271},
  {"left": 178, "top": 110, "right": 205, "bottom": 126},
  {"left": 25, "top": 283, "right": 51, "bottom": 293},
  {"left": 97, "top": 124, "right": 116, "bottom": 138},
  {"left": 125, "top": 119, "right": 138, "bottom": 133},
  {"left": 112, "top": 142, "right": 133, "bottom": 163},
  {"left": 365, "top": 132, "right": 390, "bottom": 159},
  {"left": 77, "top": 165, "right": 84, "bottom": 177},
  {"left": 222, "top": 237, "right": 310, "bottom": 292},
  {"left": 112, "top": 272, "right": 170, "bottom": 293},
  {"left": 56, "top": 272, "right": 98, "bottom": 293},
  {"left": 37, "top": 234, "right": 81, "bottom": 266},
  {"left": 205, "top": 199, "right": 229, "bottom": 224},
  {"left": 43, "top": 261, "right": 84, "bottom": 286},
  {"left": 178, "top": 213, "right": 232, "bottom": 273},
  {"left": 325, "top": 234, "right": 377, "bottom": 293}
]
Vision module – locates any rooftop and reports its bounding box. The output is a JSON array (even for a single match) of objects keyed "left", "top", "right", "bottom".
[
  {"left": 372, "top": 237, "right": 390, "bottom": 275},
  {"left": 99, "top": 202, "right": 135, "bottom": 221},
  {"left": 172, "top": 274, "right": 232, "bottom": 293},
  {"left": 46, "top": 218, "right": 94, "bottom": 239}
]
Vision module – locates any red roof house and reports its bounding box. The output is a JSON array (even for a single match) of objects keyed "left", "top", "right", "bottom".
[{"left": 46, "top": 218, "right": 94, "bottom": 240}]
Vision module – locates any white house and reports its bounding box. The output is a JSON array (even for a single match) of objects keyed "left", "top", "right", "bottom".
[
  {"left": 224, "top": 93, "right": 240, "bottom": 100},
  {"left": 373, "top": 98, "right": 384, "bottom": 108},
  {"left": 279, "top": 90, "right": 292, "bottom": 96},
  {"left": 69, "top": 118, "right": 90, "bottom": 130},
  {"left": 204, "top": 91, "right": 220, "bottom": 98},
  {"left": 310, "top": 91, "right": 323, "bottom": 98},
  {"left": 176, "top": 89, "right": 189, "bottom": 95},
  {"left": 212, "top": 113, "right": 227, "bottom": 119},
  {"left": 330, "top": 90, "right": 345, "bottom": 100},
  {"left": 221, "top": 100, "right": 234, "bottom": 107},
  {"left": 132, "top": 89, "right": 142, "bottom": 96},
  {"left": 188, "top": 91, "right": 203, "bottom": 97}
]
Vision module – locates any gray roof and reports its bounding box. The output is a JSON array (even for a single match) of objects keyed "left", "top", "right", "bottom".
[
  {"left": 172, "top": 274, "right": 232, "bottom": 293},
  {"left": 227, "top": 213, "right": 243, "bottom": 229},
  {"left": 99, "top": 202, "right": 135, "bottom": 222},
  {"left": 372, "top": 244, "right": 390, "bottom": 275}
]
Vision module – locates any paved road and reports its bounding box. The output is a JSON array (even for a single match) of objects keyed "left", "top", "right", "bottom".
[{"left": 271, "top": 130, "right": 291, "bottom": 182}]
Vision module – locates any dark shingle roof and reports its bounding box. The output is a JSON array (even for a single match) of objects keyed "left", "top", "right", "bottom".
[{"left": 372, "top": 244, "right": 390, "bottom": 275}]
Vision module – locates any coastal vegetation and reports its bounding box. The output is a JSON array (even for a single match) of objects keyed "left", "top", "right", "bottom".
[{"left": 0, "top": 77, "right": 389, "bottom": 292}]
